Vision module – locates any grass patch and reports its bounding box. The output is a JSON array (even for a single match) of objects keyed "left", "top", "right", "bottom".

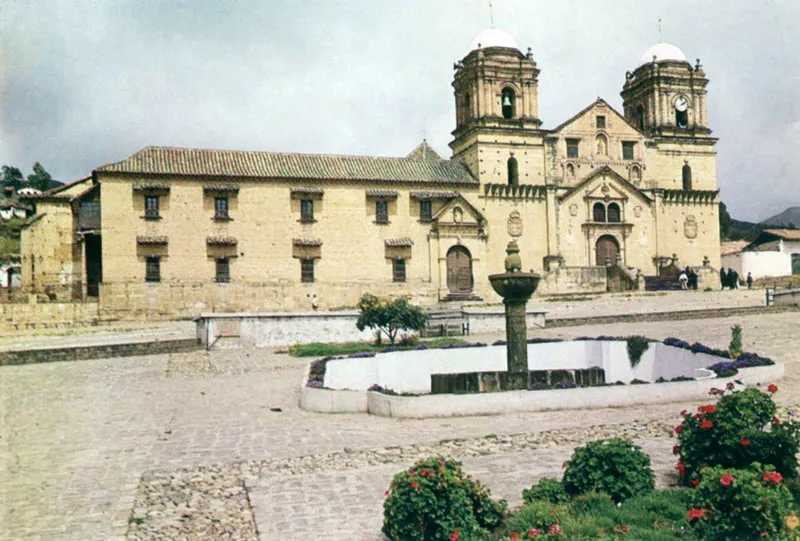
[{"left": 288, "top": 337, "right": 465, "bottom": 357}]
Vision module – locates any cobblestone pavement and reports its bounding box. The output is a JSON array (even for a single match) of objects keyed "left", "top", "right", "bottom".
[{"left": 2, "top": 308, "right": 798, "bottom": 540}]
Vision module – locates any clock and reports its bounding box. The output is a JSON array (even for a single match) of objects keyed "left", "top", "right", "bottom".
[{"left": 675, "top": 96, "right": 689, "bottom": 112}]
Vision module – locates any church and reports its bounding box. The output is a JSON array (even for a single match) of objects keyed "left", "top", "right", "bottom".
[{"left": 20, "top": 28, "right": 721, "bottom": 318}]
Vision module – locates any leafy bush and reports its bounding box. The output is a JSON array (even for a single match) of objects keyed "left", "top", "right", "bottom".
[
  {"left": 382, "top": 456, "right": 507, "bottom": 541},
  {"left": 562, "top": 438, "right": 655, "bottom": 503},
  {"left": 675, "top": 386, "right": 800, "bottom": 485},
  {"left": 502, "top": 500, "right": 562, "bottom": 538},
  {"left": 687, "top": 464, "right": 793, "bottom": 540},
  {"left": 626, "top": 335, "right": 650, "bottom": 367},
  {"left": 356, "top": 294, "right": 428, "bottom": 345},
  {"left": 522, "top": 477, "right": 568, "bottom": 505},
  {"left": 728, "top": 324, "right": 743, "bottom": 359}
]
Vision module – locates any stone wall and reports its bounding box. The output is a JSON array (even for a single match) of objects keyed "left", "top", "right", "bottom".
[
  {"left": 0, "top": 338, "right": 200, "bottom": 366},
  {"left": 536, "top": 266, "right": 607, "bottom": 295},
  {"left": 0, "top": 298, "right": 100, "bottom": 332}
]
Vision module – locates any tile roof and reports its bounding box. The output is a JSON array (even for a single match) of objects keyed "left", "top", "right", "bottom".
[
  {"left": 293, "top": 237, "right": 322, "bottom": 247},
  {"left": 133, "top": 183, "right": 170, "bottom": 192},
  {"left": 763, "top": 229, "right": 800, "bottom": 241},
  {"left": 290, "top": 186, "right": 325, "bottom": 194},
  {"left": 721, "top": 240, "right": 749, "bottom": 256},
  {"left": 207, "top": 235, "right": 237, "bottom": 246},
  {"left": 203, "top": 184, "right": 240, "bottom": 193},
  {"left": 406, "top": 140, "right": 443, "bottom": 162},
  {"left": 410, "top": 190, "right": 457, "bottom": 200},
  {"left": 136, "top": 235, "right": 168, "bottom": 245},
  {"left": 366, "top": 189, "right": 399, "bottom": 198},
  {"left": 96, "top": 146, "right": 477, "bottom": 186},
  {"left": 385, "top": 238, "right": 414, "bottom": 247}
]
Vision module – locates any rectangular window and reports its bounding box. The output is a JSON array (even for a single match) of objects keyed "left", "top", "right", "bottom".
[
  {"left": 215, "top": 258, "right": 230, "bottom": 283},
  {"left": 145, "top": 195, "right": 159, "bottom": 218},
  {"left": 376, "top": 200, "right": 389, "bottom": 224},
  {"left": 301, "top": 259, "right": 314, "bottom": 283},
  {"left": 145, "top": 257, "right": 161, "bottom": 282},
  {"left": 596, "top": 116, "right": 606, "bottom": 129},
  {"left": 419, "top": 200, "right": 432, "bottom": 221},
  {"left": 622, "top": 141, "right": 635, "bottom": 161},
  {"left": 215, "top": 197, "right": 229, "bottom": 219},
  {"left": 300, "top": 199, "right": 314, "bottom": 221},
  {"left": 392, "top": 259, "right": 406, "bottom": 282},
  {"left": 566, "top": 139, "right": 579, "bottom": 158}
]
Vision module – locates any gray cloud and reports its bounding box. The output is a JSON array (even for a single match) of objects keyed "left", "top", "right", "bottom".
[{"left": 1, "top": 0, "right": 798, "bottom": 221}]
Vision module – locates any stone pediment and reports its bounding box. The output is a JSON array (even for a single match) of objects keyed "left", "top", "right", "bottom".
[
  {"left": 552, "top": 98, "right": 644, "bottom": 138},
  {"left": 432, "top": 194, "right": 485, "bottom": 228},
  {"left": 559, "top": 166, "right": 651, "bottom": 205}
]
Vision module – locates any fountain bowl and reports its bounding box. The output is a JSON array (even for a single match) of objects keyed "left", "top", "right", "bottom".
[{"left": 489, "top": 272, "right": 540, "bottom": 301}]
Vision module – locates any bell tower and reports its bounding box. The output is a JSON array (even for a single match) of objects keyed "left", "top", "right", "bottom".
[
  {"left": 621, "top": 43, "right": 711, "bottom": 138},
  {"left": 450, "top": 28, "right": 544, "bottom": 186}
]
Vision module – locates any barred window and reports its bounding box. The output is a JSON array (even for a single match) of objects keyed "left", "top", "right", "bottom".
[
  {"left": 215, "top": 197, "right": 229, "bottom": 219},
  {"left": 145, "top": 196, "right": 159, "bottom": 218},
  {"left": 145, "top": 257, "right": 161, "bottom": 282},
  {"left": 300, "top": 199, "right": 314, "bottom": 221},
  {"left": 376, "top": 201, "right": 389, "bottom": 224},
  {"left": 215, "top": 258, "right": 230, "bottom": 283},
  {"left": 566, "top": 139, "right": 579, "bottom": 158},
  {"left": 419, "top": 201, "right": 432, "bottom": 221},
  {"left": 301, "top": 259, "right": 314, "bottom": 283},
  {"left": 392, "top": 259, "right": 406, "bottom": 282}
]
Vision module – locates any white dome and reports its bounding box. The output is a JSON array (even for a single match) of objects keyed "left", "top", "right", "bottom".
[
  {"left": 638, "top": 42, "right": 687, "bottom": 66},
  {"left": 470, "top": 27, "right": 520, "bottom": 51}
]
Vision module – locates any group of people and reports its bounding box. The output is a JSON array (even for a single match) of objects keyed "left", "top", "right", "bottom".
[
  {"left": 720, "top": 268, "right": 754, "bottom": 289},
  {"left": 677, "top": 267, "right": 699, "bottom": 290}
]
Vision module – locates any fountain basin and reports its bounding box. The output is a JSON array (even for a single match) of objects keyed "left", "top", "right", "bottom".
[{"left": 488, "top": 272, "right": 540, "bottom": 301}]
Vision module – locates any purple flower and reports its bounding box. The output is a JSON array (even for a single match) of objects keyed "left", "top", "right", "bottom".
[{"left": 348, "top": 351, "right": 376, "bottom": 358}]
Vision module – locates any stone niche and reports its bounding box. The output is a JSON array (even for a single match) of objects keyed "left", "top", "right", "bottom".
[{"left": 430, "top": 367, "right": 605, "bottom": 394}]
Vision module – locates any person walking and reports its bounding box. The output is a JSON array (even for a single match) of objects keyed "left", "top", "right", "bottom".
[
  {"left": 679, "top": 269, "right": 688, "bottom": 290},
  {"left": 747, "top": 272, "right": 753, "bottom": 289}
]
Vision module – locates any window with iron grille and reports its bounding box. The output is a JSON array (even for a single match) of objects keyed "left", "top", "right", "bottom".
[
  {"left": 215, "top": 197, "right": 229, "bottom": 219},
  {"left": 376, "top": 201, "right": 389, "bottom": 224},
  {"left": 596, "top": 116, "right": 606, "bottom": 129},
  {"left": 566, "top": 139, "right": 580, "bottom": 158},
  {"left": 145, "top": 196, "right": 159, "bottom": 218},
  {"left": 622, "top": 141, "right": 635, "bottom": 161},
  {"left": 300, "top": 199, "right": 314, "bottom": 221},
  {"left": 215, "top": 258, "right": 230, "bottom": 282},
  {"left": 392, "top": 259, "right": 406, "bottom": 282},
  {"left": 419, "top": 200, "right": 432, "bottom": 221},
  {"left": 145, "top": 257, "right": 161, "bottom": 282},
  {"left": 301, "top": 259, "right": 314, "bottom": 283}
]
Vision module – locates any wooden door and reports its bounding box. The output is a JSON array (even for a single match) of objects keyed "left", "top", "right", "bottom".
[
  {"left": 446, "top": 246, "right": 473, "bottom": 293},
  {"left": 595, "top": 235, "right": 618, "bottom": 266}
]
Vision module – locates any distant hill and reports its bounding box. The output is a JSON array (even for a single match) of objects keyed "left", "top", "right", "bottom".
[
  {"left": 761, "top": 207, "right": 800, "bottom": 228},
  {"left": 728, "top": 218, "right": 767, "bottom": 242}
]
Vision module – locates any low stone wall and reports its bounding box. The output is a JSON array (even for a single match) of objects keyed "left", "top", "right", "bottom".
[
  {"left": 773, "top": 289, "right": 800, "bottom": 307},
  {"left": 430, "top": 367, "right": 606, "bottom": 394},
  {"left": 0, "top": 298, "right": 100, "bottom": 332},
  {"left": 536, "top": 266, "right": 607, "bottom": 296},
  {"left": 462, "top": 308, "right": 546, "bottom": 334},
  {"left": 0, "top": 338, "right": 201, "bottom": 366}
]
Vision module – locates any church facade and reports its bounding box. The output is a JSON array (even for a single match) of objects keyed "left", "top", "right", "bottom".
[{"left": 20, "top": 29, "right": 721, "bottom": 318}]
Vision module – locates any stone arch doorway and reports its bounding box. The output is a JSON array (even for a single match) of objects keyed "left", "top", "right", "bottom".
[
  {"left": 595, "top": 235, "right": 619, "bottom": 266},
  {"left": 446, "top": 245, "right": 473, "bottom": 294}
]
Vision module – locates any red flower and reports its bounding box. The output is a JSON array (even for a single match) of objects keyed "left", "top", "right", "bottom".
[
  {"left": 726, "top": 381, "right": 735, "bottom": 390},
  {"left": 676, "top": 462, "right": 687, "bottom": 477},
  {"left": 720, "top": 474, "right": 735, "bottom": 486},
  {"left": 527, "top": 529, "right": 540, "bottom": 538},
  {"left": 561, "top": 462, "right": 567, "bottom": 469},
  {"left": 450, "top": 531, "right": 460, "bottom": 541},
  {"left": 673, "top": 445, "right": 681, "bottom": 455},
  {"left": 763, "top": 471, "right": 783, "bottom": 484},
  {"left": 439, "top": 460, "right": 446, "bottom": 467},
  {"left": 740, "top": 438, "right": 751, "bottom": 446},
  {"left": 675, "top": 424, "right": 684, "bottom": 434},
  {"left": 774, "top": 417, "right": 782, "bottom": 426},
  {"left": 687, "top": 508, "right": 707, "bottom": 520},
  {"left": 680, "top": 409, "right": 688, "bottom": 416},
  {"left": 699, "top": 404, "right": 716, "bottom": 414},
  {"left": 700, "top": 420, "right": 713, "bottom": 430},
  {"left": 411, "top": 481, "right": 419, "bottom": 489},
  {"left": 768, "top": 384, "right": 778, "bottom": 393},
  {"left": 385, "top": 490, "right": 389, "bottom": 495},
  {"left": 694, "top": 413, "right": 703, "bottom": 419},
  {"left": 549, "top": 524, "right": 562, "bottom": 535},
  {"left": 691, "top": 478, "right": 700, "bottom": 487},
  {"left": 510, "top": 534, "right": 519, "bottom": 541},
  {"left": 621, "top": 524, "right": 629, "bottom": 533}
]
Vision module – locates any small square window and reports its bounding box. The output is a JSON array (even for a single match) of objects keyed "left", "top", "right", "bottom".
[
  {"left": 419, "top": 200, "right": 432, "bottom": 221},
  {"left": 215, "top": 258, "right": 230, "bottom": 283},
  {"left": 301, "top": 259, "right": 314, "bottom": 283},
  {"left": 145, "top": 195, "right": 159, "bottom": 218},
  {"left": 215, "top": 197, "right": 229, "bottom": 219},
  {"left": 145, "top": 256, "right": 161, "bottom": 282},
  {"left": 300, "top": 199, "right": 314, "bottom": 221},
  {"left": 622, "top": 141, "right": 635, "bottom": 161},
  {"left": 392, "top": 259, "right": 406, "bottom": 282},
  {"left": 596, "top": 116, "right": 606, "bottom": 129},
  {"left": 566, "top": 139, "right": 580, "bottom": 159},
  {"left": 376, "top": 201, "right": 389, "bottom": 224}
]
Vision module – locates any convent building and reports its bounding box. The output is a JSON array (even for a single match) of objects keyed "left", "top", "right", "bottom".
[{"left": 20, "top": 28, "right": 721, "bottom": 318}]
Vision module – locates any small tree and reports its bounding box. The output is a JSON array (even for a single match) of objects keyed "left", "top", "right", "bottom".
[
  {"left": 27, "top": 162, "right": 53, "bottom": 191},
  {"left": 356, "top": 293, "right": 428, "bottom": 345}
]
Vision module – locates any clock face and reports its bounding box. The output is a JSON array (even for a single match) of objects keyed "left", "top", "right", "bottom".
[{"left": 675, "top": 96, "right": 689, "bottom": 112}]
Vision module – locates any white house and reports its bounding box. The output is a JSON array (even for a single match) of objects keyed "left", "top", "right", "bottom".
[{"left": 722, "top": 229, "right": 800, "bottom": 279}]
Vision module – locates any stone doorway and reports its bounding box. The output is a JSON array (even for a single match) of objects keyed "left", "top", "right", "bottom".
[
  {"left": 446, "top": 245, "right": 473, "bottom": 294},
  {"left": 85, "top": 234, "right": 103, "bottom": 298},
  {"left": 595, "top": 235, "right": 619, "bottom": 266}
]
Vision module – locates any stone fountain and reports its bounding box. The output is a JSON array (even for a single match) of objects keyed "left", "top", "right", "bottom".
[{"left": 489, "top": 241, "right": 540, "bottom": 374}]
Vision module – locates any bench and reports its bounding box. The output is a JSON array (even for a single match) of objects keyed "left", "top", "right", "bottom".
[{"left": 423, "top": 307, "right": 469, "bottom": 337}]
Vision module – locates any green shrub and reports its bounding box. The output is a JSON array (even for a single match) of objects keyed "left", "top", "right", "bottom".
[
  {"left": 382, "top": 456, "right": 507, "bottom": 541},
  {"left": 356, "top": 294, "right": 428, "bottom": 345},
  {"left": 626, "top": 335, "right": 650, "bottom": 368},
  {"left": 562, "top": 438, "right": 654, "bottom": 503},
  {"left": 688, "top": 464, "right": 794, "bottom": 540},
  {"left": 568, "top": 491, "right": 615, "bottom": 515},
  {"left": 502, "top": 499, "right": 562, "bottom": 538},
  {"left": 522, "top": 477, "right": 568, "bottom": 505},
  {"left": 675, "top": 386, "right": 800, "bottom": 485},
  {"left": 728, "top": 324, "right": 743, "bottom": 359}
]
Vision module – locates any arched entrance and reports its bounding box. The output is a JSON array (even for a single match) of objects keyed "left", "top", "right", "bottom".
[
  {"left": 595, "top": 235, "right": 619, "bottom": 266},
  {"left": 446, "top": 245, "right": 473, "bottom": 294}
]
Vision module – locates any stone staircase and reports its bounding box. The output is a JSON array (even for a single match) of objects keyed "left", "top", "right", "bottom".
[{"left": 644, "top": 275, "right": 682, "bottom": 291}]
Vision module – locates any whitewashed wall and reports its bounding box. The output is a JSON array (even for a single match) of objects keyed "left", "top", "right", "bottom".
[{"left": 721, "top": 251, "right": 792, "bottom": 279}]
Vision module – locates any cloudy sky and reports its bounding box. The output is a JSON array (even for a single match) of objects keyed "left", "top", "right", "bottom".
[{"left": 2, "top": 0, "right": 798, "bottom": 221}]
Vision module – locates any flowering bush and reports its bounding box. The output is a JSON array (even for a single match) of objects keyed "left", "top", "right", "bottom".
[
  {"left": 561, "top": 438, "right": 654, "bottom": 503},
  {"left": 382, "top": 456, "right": 507, "bottom": 541},
  {"left": 675, "top": 386, "right": 800, "bottom": 485},
  {"left": 522, "top": 477, "right": 568, "bottom": 505},
  {"left": 687, "top": 464, "right": 794, "bottom": 540},
  {"left": 502, "top": 500, "right": 562, "bottom": 539}
]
